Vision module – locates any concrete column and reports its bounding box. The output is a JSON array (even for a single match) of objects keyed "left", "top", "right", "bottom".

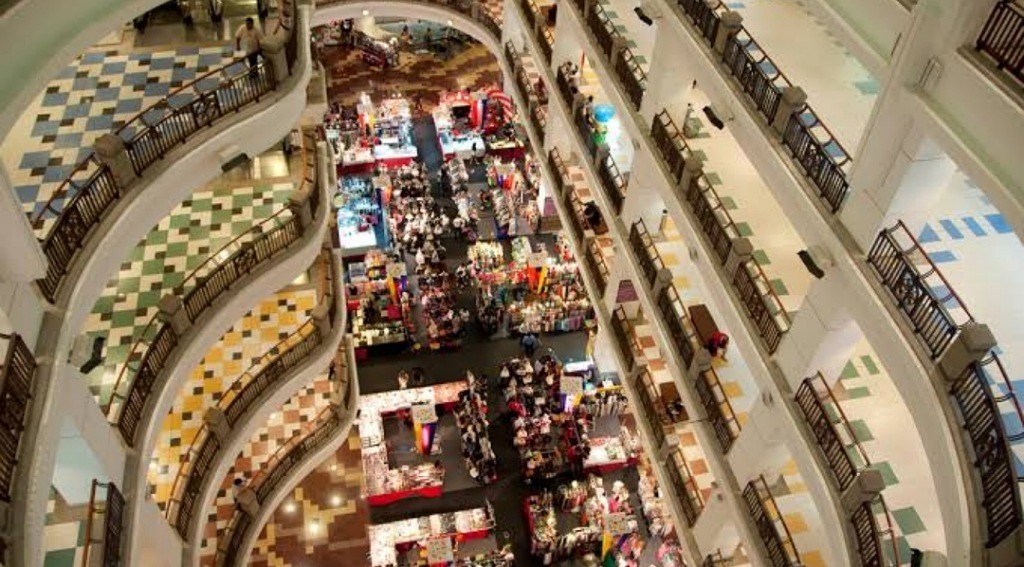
[
  {"left": 771, "top": 86, "right": 806, "bottom": 135},
  {"left": 687, "top": 348, "right": 712, "bottom": 381},
  {"left": 775, "top": 271, "right": 860, "bottom": 391},
  {"left": 592, "top": 326, "right": 619, "bottom": 378},
  {"left": 236, "top": 487, "right": 260, "bottom": 516},
  {"left": 640, "top": 26, "right": 695, "bottom": 124},
  {"left": 0, "top": 169, "right": 46, "bottom": 281},
  {"left": 724, "top": 236, "right": 753, "bottom": 274},
  {"left": 622, "top": 151, "right": 668, "bottom": 231},
  {"left": 726, "top": 393, "right": 788, "bottom": 480},
  {"left": 691, "top": 483, "right": 730, "bottom": 555},
  {"left": 261, "top": 33, "right": 289, "bottom": 81},
  {"left": 287, "top": 185, "right": 313, "bottom": 229},
  {"left": 306, "top": 61, "right": 327, "bottom": 105},
  {"left": 676, "top": 154, "right": 705, "bottom": 204},
  {"left": 311, "top": 298, "right": 331, "bottom": 337},
  {"left": 93, "top": 133, "right": 137, "bottom": 194},
  {"left": 652, "top": 268, "right": 673, "bottom": 299},
  {"left": 713, "top": 11, "right": 742, "bottom": 55},
  {"left": 937, "top": 323, "right": 996, "bottom": 381},
  {"left": 157, "top": 294, "right": 190, "bottom": 334},
  {"left": 203, "top": 408, "right": 231, "bottom": 442},
  {"left": 839, "top": 469, "right": 885, "bottom": 514}
]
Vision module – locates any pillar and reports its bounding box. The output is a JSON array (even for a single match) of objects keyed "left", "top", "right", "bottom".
[
  {"left": 726, "top": 393, "right": 788, "bottom": 481},
  {"left": 774, "top": 270, "right": 860, "bottom": 391},
  {"left": 622, "top": 151, "right": 668, "bottom": 231},
  {"left": 839, "top": 469, "right": 885, "bottom": 514},
  {"left": 157, "top": 294, "right": 190, "bottom": 335},
  {"left": 936, "top": 323, "right": 996, "bottom": 381},
  {"left": 640, "top": 25, "right": 695, "bottom": 124},
  {"left": 0, "top": 167, "right": 46, "bottom": 281},
  {"left": 236, "top": 487, "right": 260, "bottom": 517},
  {"left": 687, "top": 348, "right": 712, "bottom": 381},
  {"left": 713, "top": 11, "right": 742, "bottom": 55},
  {"left": 677, "top": 154, "right": 705, "bottom": 204},
  {"left": 287, "top": 185, "right": 313, "bottom": 229},
  {"left": 723, "top": 237, "right": 752, "bottom": 274},
  {"left": 93, "top": 133, "right": 137, "bottom": 194},
  {"left": 771, "top": 86, "right": 806, "bottom": 135},
  {"left": 691, "top": 483, "right": 731, "bottom": 556},
  {"left": 203, "top": 408, "right": 231, "bottom": 442},
  {"left": 260, "top": 33, "right": 289, "bottom": 82}
]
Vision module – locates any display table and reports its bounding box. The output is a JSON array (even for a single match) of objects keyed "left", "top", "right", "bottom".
[
  {"left": 439, "top": 130, "right": 485, "bottom": 160},
  {"left": 374, "top": 143, "right": 418, "bottom": 168},
  {"left": 368, "top": 506, "right": 495, "bottom": 566},
  {"left": 486, "top": 138, "right": 526, "bottom": 161},
  {"left": 340, "top": 148, "right": 376, "bottom": 174},
  {"left": 583, "top": 436, "right": 638, "bottom": 474}
]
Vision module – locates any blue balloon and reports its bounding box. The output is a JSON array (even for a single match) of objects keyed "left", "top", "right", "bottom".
[{"left": 593, "top": 104, "right": 615, "bottom": 123}]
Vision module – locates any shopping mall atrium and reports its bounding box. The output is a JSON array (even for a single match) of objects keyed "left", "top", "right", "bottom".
[{"left": 0, "top": 0, "right": 1022, "bottom": 565}]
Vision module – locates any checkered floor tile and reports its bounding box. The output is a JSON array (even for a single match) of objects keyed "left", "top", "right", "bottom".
[
  {"left": 0, "top": 46, "right": 242, "bottom": 236},
  {"left": 43, "top": 487, "right": 89, "bottom": 567},
  {"left": 81, "top": 180, "right": 296, "bottom": 406},
  {"left": 148, "top": 288, "right": 320, "bottom": 509},
  {"left": 198, "top": 374, "right": 334, "bottom": 564}
]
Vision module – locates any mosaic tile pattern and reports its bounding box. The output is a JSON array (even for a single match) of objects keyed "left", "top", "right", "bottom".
[
  {"left": 248, "top": 430, "right": 370, "bottom": 567},
  {"left": 148, "top": 288, "right": 319, "bottom": 509},
  {"left": 83, "top": 180, "right": 297, "bottom": 405},
  {"left": 197, "top": 374, "right": 334, "bottom": 564},
  {"left": 43, "top": 487, "right": 89, "bottom": 567},
  {"left": 1, "top": 46, "right": 242, "bottom": 233}
]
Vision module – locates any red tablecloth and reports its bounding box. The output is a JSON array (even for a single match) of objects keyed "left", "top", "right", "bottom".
[
  {"left": 487, "top": 145, "right": 525, "bottom": 161},
  {"left": 583, "top": 456, "right": 638, "bottom": 475},
  {"left": 367, "top": 484, "right": 443, "bottom": 507},
  {"left": 340, "top": 161, "right": 376, "bottom": 175},
  {"left": 377, "top": 155, "right": 415, "bottom": 169}
]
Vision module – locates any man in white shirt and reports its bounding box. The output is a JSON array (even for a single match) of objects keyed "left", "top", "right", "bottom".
[{"left": 235, "top": 17, "right": 265, "bottom": 70}]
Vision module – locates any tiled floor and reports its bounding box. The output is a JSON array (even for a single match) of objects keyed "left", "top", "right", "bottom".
[
  {"left": 573, "top": 63, "right": 634, "bottom": 170},
  {"left": 897, "top": 171, "right": 1024, "bottom": 475},
  {"left": 82, "top": 174, "right": 298, "bottom": 406},
  {"left": 248, "top": 430, "right": 371, "bottom": 567},
  {"left": 829, "top": 339, "right": 945, "bottom": 561},
  {"left": 720, "top": 0, "right": 878, "bottom": 152},
  {"left": 197, "top": 374, "right": 334, "bottom": 564},
  {"left": 147, "top": 288, "right": 320, "bottom": 509},
  {"left": 768, "top": 459, "right": 828, "bottom": 567},
  {"left": 0, "top": 45, "right": 242, "bottom": 235},
  {"left": 43, "top": 487, "right": 89, "bottom": 567}
]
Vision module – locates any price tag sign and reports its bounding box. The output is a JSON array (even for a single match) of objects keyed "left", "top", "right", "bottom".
[
  {"left": 527, "top": 252, "right": 547, "bottom": 268},
  {"left": 386, "top": 262, "right": 406, "bottom": 278},
  {"left": 411, "top": 402, "right": 438, "bottom": 425},
  {"left": 604, "top": 512, "right": 631, "bottom": 536},
  {"left": 426, "top": 537, "right": 454, "bottom": 563},
  {"left": 560, "top": 375, "right": 583, "bottom": 397}
]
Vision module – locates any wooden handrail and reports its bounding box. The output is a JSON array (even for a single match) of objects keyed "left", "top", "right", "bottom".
[
  {"left": 684, "top": 174, "right": 740, "bottom": 265},
  {"left": 732, "top": 258, "right": 791, "bottom": 353},
  {"left": 585, "top": 238, "right": 610, "bottom": 295},
  {"left": 611, "top": 306, "right": 643, "bottom": 370},
  {"left": 586, "top": 2, "right": 621, "bottom": 59},
  {"left": 744, "top": 475, "right": 801, "bottom": 567},
  {"left": 629, "top": 219, "right": 665, "bottom": 287},
  {"left": 976, "top": 1, "right": 1024, "bottom": 87},
  {"left": 657, "top": 284, "right": 698, "bottom": 368},
  {"left": 0, "top": 333, "right": 36, "bottom": 504},
  {"left": 667, "top": 449, "right": 705, "bottom": 526},
  {"left": 694, "top": 366, "right": 741, "bottom": 453},
  {"left": 651, "top": 110, "right": 691, "bottom": 182},
  {"left": 81, "top": 479, "right": 125, "bottom": 567}
]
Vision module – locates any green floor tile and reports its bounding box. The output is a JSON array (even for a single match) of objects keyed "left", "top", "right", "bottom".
[
  {"left": 892, "top": 507, "right": 926, "bottom": 535},
  {"left": 884, "top": 536, "right": 912, "bottom": 566},
  {"left": 846, "top": 386, "right": 872, "bottom": 399},
  {"left": 870, "top": 461, "right": 899, "bottom": 487},
  {"left": 720, "top": 196, "right": 738, "bottom": 210},
  {"left": 846, "top": 447, "right": 867, "bottom": 470},
  {"left": 691, "top": 149, "right": 707, "bottom": 162},
  {"left": 849, "top": 419, "right": 874, "bottom": 442},
  {"left": 770, "top": 278, "right": 789, "bottom": 296},
  {"left": 839, "top": 360, "right": 859, "bottom": 379},
  {"left": 43, "top": 549, "right": 77, "bottom": 567},
  {"left": 704, "top": 172, "right": 722, "bottom": 185},
  {"left": 735, "top": 222, "right": 753, "bottom": 237},
  {"left": 751, "top": 249, "right": 770, "bottom": 265},
  {"left": 860, "top": 355, "right": 880, "bottom": 375}
]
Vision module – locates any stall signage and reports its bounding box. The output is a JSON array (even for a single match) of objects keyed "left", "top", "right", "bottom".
[
  {"left": 560, "top": 375, "right": 583, "bottom": 397},
  {"left": 425, "top": 537, "right": 455, "bottom": 563},
  {"left": 411, "top": 402, "right": 438, "bottom": 425},
  {"left": 604, "top": 512, "right": 631, "bottom": 536}
]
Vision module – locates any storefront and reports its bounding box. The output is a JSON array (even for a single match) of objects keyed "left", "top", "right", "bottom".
[{"left": 334, "top": 174, "right": 388, "bottom": 254}]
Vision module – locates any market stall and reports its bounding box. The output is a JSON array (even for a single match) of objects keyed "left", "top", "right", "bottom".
[
  {"left": 325, "top": 94, "right": 418, "bottom": 174},
  {"left": 346, "top": 251, "right": 413, "bottom": 358},
  {"left": 334, "top": 175, "right": 388, "bottom": 253},
  {"left": 368, "top": 506, "right": 502, "bottom": 566}
]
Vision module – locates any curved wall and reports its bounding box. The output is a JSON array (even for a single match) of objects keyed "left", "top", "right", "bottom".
[{"left": 180, "top": 250, "right": 347, "bottom": 566}]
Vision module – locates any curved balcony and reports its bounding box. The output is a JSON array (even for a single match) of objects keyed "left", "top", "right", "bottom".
[
  {"left": 213, "top": 348, "right": 358, "bottom": 567},
  {"left": 166, "top": 249, "right": 345, "bottom": 555}
]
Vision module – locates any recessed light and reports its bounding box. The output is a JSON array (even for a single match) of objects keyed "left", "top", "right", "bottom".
[
  {"left": 331, "top": 494, "right": 342, "bottom": 506},
  {"left": 446, "top": 19, "right": 452, "bottom": 26},
  {"left": 362, "top": 9, "right": 369, "bottom": 16},
  {"left": 284, "top": 501, "right": 296, "bottom": 514}
]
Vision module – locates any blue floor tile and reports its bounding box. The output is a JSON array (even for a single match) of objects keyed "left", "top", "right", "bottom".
[
  {"left": 917, "top": 223, "right": 940, "bottom": 244},
  {"left": 939, "top": 219, "right": 964, "bottom": 240},
  {"left": 962, "top": 216, "right": 986, "bottom": 237},
  {"left": 928, "top": 250, "right": 957, "bottom": 264},
  {"left": 984, "top": 213, "right": 1013, "bottom": 234}
]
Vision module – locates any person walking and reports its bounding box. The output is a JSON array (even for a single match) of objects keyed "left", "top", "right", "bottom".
[
  {"left": 397, "top": 369, "right": 410, "bottom": 389},
  {"left": 235, "top": 17, "right": 265, "bottom": 71},
  {"left": 520, "top": 332, "right": 540, "bottom": 358}
]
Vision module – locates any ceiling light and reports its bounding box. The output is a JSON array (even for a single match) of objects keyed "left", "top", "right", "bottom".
[
  {"left": 362, "top": 9, "right": 369, "bottom": 16},
  {"left": 331, "top": 494, "right": 342, "bottom": 506},
  {"left": 446, "top": 19, "right": 453, "bottom": 26},
  {"left": 308, "top": 518, "right": 321, "bottom": 534},
  {"left": 284, "top": 501, "right": 296, "bottom": 514}
]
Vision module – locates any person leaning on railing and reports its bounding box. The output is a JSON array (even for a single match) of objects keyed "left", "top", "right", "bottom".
[{"left": 235, "top": 17, "right": 265, "bottom": 71}]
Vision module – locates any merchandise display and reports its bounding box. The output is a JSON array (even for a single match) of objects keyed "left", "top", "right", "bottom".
[
  {"left": 346, "top": 251, "right": 413, "bottom": 355},
  {"left": 324, "top": 94, "right": 418, "bottom": 174},
  {"left": 367, "top": 506, "right": 498, "bottom": 566},
  {"left": 359, "top": 380, "right": 468, "bottom": 506},
  {"left": 334, "top": 175, "right": 387, "bottom": 253}
]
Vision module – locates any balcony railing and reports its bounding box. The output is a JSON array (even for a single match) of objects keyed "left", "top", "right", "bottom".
[
  {"left": 557, "top": 66, "right": 577, "bottom": 109},
  {"left": 683, "top": 174, "right": 739, "bottom": 264},
  {"left": 611, "top": 306, "right": 640, "bottom": 370},
  {"left": 597, "top": 155, "right": 627, "bottom": 214},
  {"left": 703, "top": 550, "right": 729, "bottom": 567},
  {"left": 667, "top": 450, "right": 705, "bottom": 526},
  {"left": 548, "top": 149, "right": 570, "bottom": 196},
  {"left": 782, "top": 104, "right": 851, "bottom": 213},
  {"left": 530, "top": 103, "right": 547, "bottom": 139},
  {"left": 652, "top": 110, "right": 689, "bottom": 183},
  {"left": 657, "top": 285, "right": 698, "bottom": 368},
  {"left": 635, "top": 368, "right": 670, "bottom": 448},
  {"left": 81, "top": 479, "right": 125, "bottom": 567},
  {"left": 950, "top": 354, "right": 1024, "bottom": 547},
  {"left": 520, "top": 0, "right": 538, "bottom": 30},
  {"left": 33, "top": 57, "right": 277, "bottom": 303},
  {"left": 615, "top": 48, "right": 647, "bottom": 110},
  {"left": 976, "top": 1, "right": 1024, "bottom": 88},
  {"left": 866, "top": 221, "right": 971, "bottom": 358},
  {"left": 0, "top": 333, "right": 36, "bottom": 504},
  {"left": 850, "top": 497, "right": 902, "bottom": 567},
  {"left": 564, "top": 184, "right": 588, "bottom": 245},
  {"left": 732, "top": 259, "right": 791, "bottom": 354},
  {"left": 694, "top": 367, "right": 741, "bottom": 453},
  {"left": 794, "top": 373, "right": 864, "bottom": 491},
  {"left": 743, "top": 475, "right": 801, "bottom": 567},
  {"left": 217, "top": 406, "right": 344, "bottom": 566},
  {"left": 629, "top": 220, "right": 665, "bottom": 287},
  {"left": 674, "top": 0, "right": 851, "bottom": 213},
  {"left": 538, "top": 26, "right": 555, "bottom": 63},
  {"left": 575, "top": 106, "right": 600, "bottom": 159},
  {"left": 585, "top": 239, "right": 610, "bottom": 296},
  {"left": 106, "top": 129, "right": 320, "bottom": 447},
  {"left": 587, "top": 3, "right": 619, "bottom": 59}
]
